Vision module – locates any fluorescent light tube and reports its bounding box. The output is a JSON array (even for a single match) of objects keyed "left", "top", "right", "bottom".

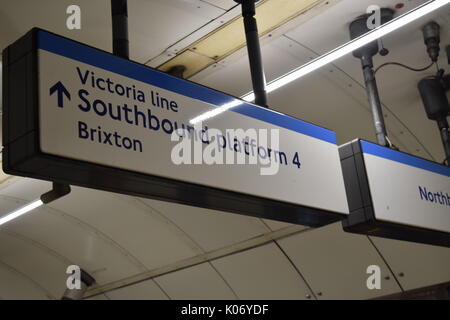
[
  {"left": 190, "top": 99, "right": 243, "bottom": 124},
  {"left": 247, "top": 0, "right": 449, "bottom": 99},
  {"left": 0, "top": 199, "right": 43, "bottom": 226},
  {"left": 190, "top": 0, "right": 448, "bottom": 123}
]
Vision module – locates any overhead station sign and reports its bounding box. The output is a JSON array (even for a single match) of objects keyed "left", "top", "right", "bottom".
[
  {"left": 340, "top": 139, "right": 450, "bottom": 247},
  {"left": 2, "top": 28, "right": 349, "bottom": 226}
]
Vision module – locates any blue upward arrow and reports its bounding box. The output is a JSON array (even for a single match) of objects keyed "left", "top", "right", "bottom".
[{"left": 49, "top": 81, "right": 71, "bottom": 108}]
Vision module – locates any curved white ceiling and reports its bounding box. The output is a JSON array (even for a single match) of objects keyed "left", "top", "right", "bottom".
[{"left": 0, "top": 0, "right": 449, "bottom": 299}]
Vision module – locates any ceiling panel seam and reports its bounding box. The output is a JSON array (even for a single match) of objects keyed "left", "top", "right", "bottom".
[
  {"left": 366, "top": 236, "right": 405, "bottom": 292},
  {"left": 130, "top": 196, "right": 205, "bottom": 254},
  {"left": 0, "top": 194, "right": 148, "bottom": 272},
  {"left": 0, "top": 259, "right": 54, "bottom": 300},
  {"left": 208, "top": 261, "right": 240, "bottom": 299},
  {"left": 142, "top": 3, "right": 235, "bottom": 65},
  {"left": 199, "top": 0, "right": 239, "bottom": 11},
  {"left": 272, "top": 240, "right": 318, "bottom": 300},
  {"left": 258, "top": 218, "right": 280, "bottom": 233}
]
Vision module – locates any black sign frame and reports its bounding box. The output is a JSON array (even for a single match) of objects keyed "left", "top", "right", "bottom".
[
  {"left": 2, "top": 28, "right": 346, "bottom": 227},
  {"left": 339, "top": 139, "right": 450, "bottom": 247}
]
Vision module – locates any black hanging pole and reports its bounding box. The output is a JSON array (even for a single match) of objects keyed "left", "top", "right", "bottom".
[
  {"left": 111, "top": 0, "right": 129, "bottom": 59},
  {"left": 234, "top": 0, "right": 268, "bottom": 108},
  {"left": 349, "top": 9, "right": 394, "bottom": 147}
]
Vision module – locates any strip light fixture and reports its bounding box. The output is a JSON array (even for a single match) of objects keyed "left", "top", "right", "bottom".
[
  {"left": 0, "top": 183, "right": 70, "bottom": 227},
  {"left": 0, "top": 199, "right": 43, "bottom": 226},
  {"left": 190, "top": 0, "right": 449, "bottom": 124}
]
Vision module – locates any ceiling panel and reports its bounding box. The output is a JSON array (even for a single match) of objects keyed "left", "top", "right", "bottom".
[
  {"left": 0, "top": 0, "right": 226, "bottom": 65},
  {"left": 283, "top": 0, "right": 450, "bottom": 160},
  {"left": 155, "top": 262, "right": 237, "bottom": 299},
  {"left": 129, "top": 0, "right": 225, "bottom": 63},
  {"left": 261, "top": 219, "right": 295, "bottom": 231},
  {"left": 0, "top": 231, "right": 69, "bottom": 299},
  {"left": 212, "top": 242, "right": 314, "bottom": 299},
  {"left": 1, "top": 197, "right": 145, "bottom": 285},
  {"left": 47, "top": 186, "right": 202, "bottom": 270},
  {"left": 106, "top": 279, "right": 168, "bottom": 300},
  {"left": 190, "top": 35, "right": 311, "bottom": 97},
  {"left": 201, "top": 0, "right": 237, "bottom": 11},
  {"left": 284, "top": 0, "right": 430, "bottom": 55},
  {"left": 370, "top": 236, "right": 450, "bottom": 291},
  {"left": 141, "top": 198, "right": 269, "bottom": 252},
  {"left": 190, "top": 8, "right": 448, "bottom": 160},
  {"left": 0, "top": 177, "right": 52, "bottom": 201},
  {"left": 0, "top": 0, "right": 112, "bottom": 53},
  {"left": 277, "top": 223, "right": 402, "bottom": 299}
]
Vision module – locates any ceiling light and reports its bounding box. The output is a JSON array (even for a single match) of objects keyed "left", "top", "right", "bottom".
[
  {"left": 245, "top": 0, "right": 449, "bottom": 100},
  {"left": 0, "top": 199, "right": 43, "bottom": 226},
  {"left": 158, "top": 0, "right": 328, "bottom": 78},
  {"left": 189, "top": 0, "right": 448, "bottom": 124},
  {"left": 190, "top": 99, "right": 243, "bottom": 124}
]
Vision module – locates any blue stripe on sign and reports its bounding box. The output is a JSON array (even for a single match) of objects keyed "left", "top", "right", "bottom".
[
  {"left": 361, "top": 140, "right": 450, "bottom": 178},
  {"left": 37, "top": 30, "right": 336, "bottom": 144}
]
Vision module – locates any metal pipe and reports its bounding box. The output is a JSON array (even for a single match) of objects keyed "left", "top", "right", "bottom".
[
  {"left": 362, "top": 58, "right": 389, "bottom": 146},
  {"left": 236, "top": 0, "right": 268, "bottom": 107},
  {"left": 61, "top": 269, "right": 96, "bottom": 300},
  {"left": 111, "top": 0, "right": 129, "bottom": 59},
  {"left": 438, "top": 118, "right": 450, "bottom": 165}
]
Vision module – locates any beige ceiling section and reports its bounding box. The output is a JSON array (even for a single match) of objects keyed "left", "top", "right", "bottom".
[
  {"left": 190, "top": 2, "right": 447, "bottom": 162},
  {"left": 154, "top": 262, "right": 237, "bottom": 299},
  {"left": 158, "top": 0, "right": 328, "bottom": 77},
  {"left": 212, "top": 242, "right": 315, "bottom": 299},
  {"left": 370, "top": 237, "right": 450, "bottom": 291},
  {"left": 0, "top": 261, "right": 49, "bottom": 299},
  {"left": 158, "top": 50, "right": 216, "bottom": 79},
  {"left": 128, "top": 0, "right": 225, "bottom": 63},
  {"left": 0, "top": 169, "right": 9, "bottom": 185},
  {"left": 0, "top": 0, "right": 112, "bottom": 54},
  {"left": 47, "top": 187, "right": 203, "bottom": 270},
  {"left": 0, "top": 230, "right": 68, "bottom": 299},
  {"left": 201, "top": 0, "right": 237, "bottom": 11},
  {"left": 277, "top": 223, "right": 402, "bottom": 300},
  {"left": 2, "top": 198, "right": 147, "bottom": 285}
]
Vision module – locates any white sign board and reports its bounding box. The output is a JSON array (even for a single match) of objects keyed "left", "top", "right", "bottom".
[
  {"left": 3, "top": 29, "right": 349, "bottom": 225},
  {"left": 340, "top": 140, "right": 450, "bottom": 247},
  {"left": 362, "top": 141, "right": 450, "bottom": 233}
]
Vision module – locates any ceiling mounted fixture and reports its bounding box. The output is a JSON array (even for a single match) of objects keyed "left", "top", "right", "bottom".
[
  {"left": 190, "top": 0, "right": 449, "bottom": 124},
  {"left": 241, "top": 0, "right": 450, "bottom": 102},
  {"left": 158, "top": 0, "right": 329, "bottom": 78}
]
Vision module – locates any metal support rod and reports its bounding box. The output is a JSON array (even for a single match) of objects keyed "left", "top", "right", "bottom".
[
  {"left": 61, "top": 269, "right": 96, "bottom": 300},
  {"left": 361, "top": 58, "right": 389, "bottom": 146},
  {"left": 438, "top": 118, "right": 450, "bottom": 165},
  {"left": 40, "top": 182, "right": 71, "bottom": 204},
  {"left": 236, "top": 0, "right": 268, "bottom": 107},
  {"left": 111, "top": 0, "right": 129, "bottom": 59}
]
